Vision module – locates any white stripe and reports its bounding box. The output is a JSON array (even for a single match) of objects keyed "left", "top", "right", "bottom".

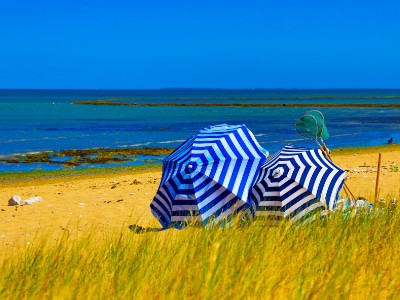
[
  {"left": 258, "top": 200, "right": 282, "bottom": 207},
  {"left": 301, "top": 152, "right": 317, "bottom": 188},
  {"left": 228, "top": 132, "right": 250, "bottom": 196},
  {"left": 280, "top": 182, "right": 301, "bottom": 198},
  {"left": 204, "top": 145, "right": 228, "bottom": 182},
  {"left": 220, "top": 138, "right": 238, "bottom": 188},
  {"left": 172, "top": 205, "right": 199, "bottom": 211},
  {"left": 328, "top": 172, "right": 346, "bottom": 210},
  {"left": 262, "top": 191, "right": 281, "bottom": 197},
  {"left": 290, "top": 202, "right": 325, "bottom": 222},
  {"left": 321, "top": 169, "right": 338, "bottom": 205},
  {"left": 151, "top": 201, "right": 170, "bottom": 222},
  {"left": 281, "top": 187, "right": 308, "bottom": 207},
  {"left": 283, "top": 194, "right": 315, "bottom": 216},
  {"left": 309, "top": 151, "right": 327, "bottom": 196},
  {"left": 209, "top": 198, "right": 246, "bottom": 223},
  {"left": 201, "top": 192, "right": 237, "bottom": 220},
  {"left": 197, "top": 184, "right": 227, "bottom": 210}
]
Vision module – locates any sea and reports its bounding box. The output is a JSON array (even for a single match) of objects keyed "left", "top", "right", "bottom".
[{"left": 1, "top": 89, "right": 400, "bottom": 172}]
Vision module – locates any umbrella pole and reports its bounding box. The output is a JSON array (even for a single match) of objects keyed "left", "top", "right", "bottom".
[
  {"left": 319, "top": 144, "right": 356, "bottom": 201},
  {"left": 320, "top": 143, "right": 355, "bottom": 200}
]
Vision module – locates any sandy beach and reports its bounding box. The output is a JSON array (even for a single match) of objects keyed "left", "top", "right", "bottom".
[{"left": 1, "top": 145, "right": 399, "bottom": 251}]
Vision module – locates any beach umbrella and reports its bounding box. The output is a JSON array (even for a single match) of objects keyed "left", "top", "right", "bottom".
[
  {"left": 295, "top": 110, "right": 355, "bottom": 201},
  {"left": 252, "top": 145, "right": 345, "bottom": 222},
  {"left": 150, "top": 124, "right": 268, "bottom": 228}
]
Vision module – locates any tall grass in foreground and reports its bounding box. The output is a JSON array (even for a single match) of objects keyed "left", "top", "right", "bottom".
[{"left": 1, "top": 206, "right": 400, "bottom": 299}]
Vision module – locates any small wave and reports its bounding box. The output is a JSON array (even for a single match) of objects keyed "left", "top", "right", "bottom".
[
  {"left": 331, "top": 133, "right": 360, "bottom": 137},
  {"left": 126, "top": 142, "right": 152, "bottom": 147},
  {"left": 0, "top": 136, "right": 69, "bottom": 144},
  {"left": 259, "top": 138, "right": 306, "bottom": 144},
  {"left": 123, "top": 140, "right": 185, "bottom": 147},
  {"left": 157, "top": 140, "right": 186, "bottom": 144},
  {"left": 0, "top": 138, "right": 38, "bottom": 144},
  {"left": 43, "top": 136, "right": 68, "bottom": 140}
]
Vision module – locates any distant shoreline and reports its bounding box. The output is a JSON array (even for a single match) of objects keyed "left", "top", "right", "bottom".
[
  {"left": 72, "top": 100, "right": 400, "bottom": 108},
  {"left": 2, "top": 88, "right": 400, "bottom": 91}
]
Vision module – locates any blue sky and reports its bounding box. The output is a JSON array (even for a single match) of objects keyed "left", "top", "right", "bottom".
[{"left": 1, "top": 0, "right": 399, "bottom": 89}]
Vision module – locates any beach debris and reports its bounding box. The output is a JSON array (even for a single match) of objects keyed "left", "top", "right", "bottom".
[
  {"left": 8, "top": 195, "right": 43, "bottom": 206},
  {"left": 22, "top": 196, "right": 43, "bottom": 205},
  {"left": 8, "top": 195, "right": 22, "bottom": 206},
  {"left": 116, "top": 199, "right": 124, "bottom": 202},
  {"left": 390, "top": 162, "right": 399, "bottom": 172},
  {"left": 334, "top": 198, "right": 350, "bottom": 211},
  {"left": 130, "top": 179, "right": 142, "bottom": 185},
  {"left": 334, "top": 197, "right": 374, "bottom": 213},
  {"left": 111, "top": 181, "right": 120, "bottom": 189},
  {"left": 355, "top": 199, "right": 374, "bottom": 209}
]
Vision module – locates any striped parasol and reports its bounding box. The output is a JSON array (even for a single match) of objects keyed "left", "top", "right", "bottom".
[
  {"left": 252, "top": 145, "right": 345, "bottom": 222},
  {"left": 150, "top": 124, "right": 268, "bottom": 228}
]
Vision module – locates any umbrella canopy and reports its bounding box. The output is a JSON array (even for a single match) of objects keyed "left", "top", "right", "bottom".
[
  {"left": 252, "top": 145, "right": 345, "bottom": 222},
  {"left": 151, "top": 124, "right": 268, "bottom": 228}
]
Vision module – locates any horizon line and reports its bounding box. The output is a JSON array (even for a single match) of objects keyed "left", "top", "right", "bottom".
[{"left": 1, "top": 87, "right": 400, "bottom": 91}]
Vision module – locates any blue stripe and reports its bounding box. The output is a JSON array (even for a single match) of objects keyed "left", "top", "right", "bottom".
[
  {"left": 224, "top": 133, "right": 242, "bottom": 192},
  {"left": 150, "top": 204, "right": 169, "bottom": 228}
]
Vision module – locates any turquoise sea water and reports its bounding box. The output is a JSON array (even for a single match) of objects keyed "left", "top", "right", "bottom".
[{"left": 1, "top": 89, "right": 400, "bottom": 171}]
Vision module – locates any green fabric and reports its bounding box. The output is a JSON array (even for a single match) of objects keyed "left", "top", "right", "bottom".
[{"left": 295, "top": 110, "right": 329, "bottom": 141}]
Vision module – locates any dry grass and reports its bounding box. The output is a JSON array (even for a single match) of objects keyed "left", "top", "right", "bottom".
[{"left": 1, "top": 203, "right": 399, "bottom": 299}]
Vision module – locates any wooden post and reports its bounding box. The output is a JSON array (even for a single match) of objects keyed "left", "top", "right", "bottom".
[{"left": 374, "top": 153, "right": 382, "bottom": 204}]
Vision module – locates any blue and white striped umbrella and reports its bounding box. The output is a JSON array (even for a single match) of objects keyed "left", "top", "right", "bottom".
[
  {"left": 252, "top": 145, "right": 345, "bottom": 222},
  {"left": 150, "top": 124, "right": 268, "bottom": 228}
]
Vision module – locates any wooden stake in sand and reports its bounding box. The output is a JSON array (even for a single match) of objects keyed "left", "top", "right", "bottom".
[{"left": 374, "top": 152, "right": 382, "bottom": 204}]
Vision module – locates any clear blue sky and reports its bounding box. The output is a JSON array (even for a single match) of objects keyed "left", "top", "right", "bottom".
[{"left": 1, "top": 0, "right": 399, "bottom": 89}]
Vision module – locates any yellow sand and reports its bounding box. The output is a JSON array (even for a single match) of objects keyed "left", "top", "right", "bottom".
[{"left": 1, "top": 145, "right": 399, "bottom": 250}]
